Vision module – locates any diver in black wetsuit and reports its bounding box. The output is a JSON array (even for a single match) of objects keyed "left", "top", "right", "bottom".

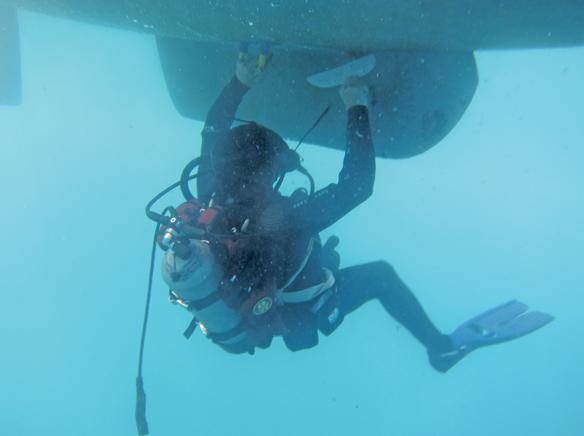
[{"left": 169, "top": 54, "right": 553, "bottom": 372}]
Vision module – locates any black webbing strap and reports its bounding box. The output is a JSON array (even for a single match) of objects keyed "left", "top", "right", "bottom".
[
  {"left": 189, "top": 290, "right": 222, "bottom": 311},
  {"left": 207, "top": 322, "right": 245, "bottom": 343},
  {"left": 183, "top": 317, "right": 199, "bottom": 339},
  {"left": 168, "top": 289, "right": 224, "bottom": 339}
]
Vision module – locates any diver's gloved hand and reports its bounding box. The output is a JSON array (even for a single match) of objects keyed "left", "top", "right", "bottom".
[
  {"left": 339, "top": 76, "right": 371, "bottom": 110},
  {"left": 236, "top": 54, "right": 271, "bottom": 88}
]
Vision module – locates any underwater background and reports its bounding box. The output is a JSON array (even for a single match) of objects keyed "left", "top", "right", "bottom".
[{"left": 1, "top": 10, "right": 583, "bottom": 436}]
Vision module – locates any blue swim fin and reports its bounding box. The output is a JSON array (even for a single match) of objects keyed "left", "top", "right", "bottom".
[{"left": 429, "top": 300, "right": 554, "bottom": 373}]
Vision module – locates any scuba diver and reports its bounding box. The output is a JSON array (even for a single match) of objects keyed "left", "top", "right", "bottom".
[{"left": 153, "top": 52, "right": 554, "bottom": 374}]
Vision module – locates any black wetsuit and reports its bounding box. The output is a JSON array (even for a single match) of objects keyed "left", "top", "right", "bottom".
[{"left": 197, "top": 76, "right": 449, "bottom": 355}]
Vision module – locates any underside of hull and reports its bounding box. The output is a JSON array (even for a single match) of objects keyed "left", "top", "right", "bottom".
[
  {"left": 2, "top": 0, "right": 584, "bottom": 51},
  {"left": 2, "top": 1, "right": 582, "bottom": 157},
  {"left": 157, "top": 38, "right": 478, "bottom": 158}
]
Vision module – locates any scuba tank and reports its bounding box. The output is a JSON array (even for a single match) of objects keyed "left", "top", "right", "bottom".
[
  {"left": 157, "top": 199, "right": 256, "bottom": 355},
  {"left": 161, "top": 239, "right": 252, "bottom": 354}
]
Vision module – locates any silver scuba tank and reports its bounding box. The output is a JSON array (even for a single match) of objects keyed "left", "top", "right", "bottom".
[{"left": 161, "top": 239, "right": 248, "bottom": 350}]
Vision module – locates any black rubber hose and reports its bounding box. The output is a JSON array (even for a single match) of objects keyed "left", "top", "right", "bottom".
[
  {"left": 180, "top": 157, "right": 201, "bottom": 201},
  {"left": 145, "top": 181, "right": 181, "bottom": 224},
  {"left": 145, "top": 174, "right": 199, "bottom": 224},
  {"left": 297, "top": 165, "right": 315, "bottom": 195},
  {"left": 173, "top": 242, "right": 191, "bottom": 261},
  {"left": 180, "top": 223, "right": 207, "bottom": 239}
]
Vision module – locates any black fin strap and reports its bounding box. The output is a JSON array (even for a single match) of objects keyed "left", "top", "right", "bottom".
[
  {"left": 183, "top": 317, "right": 199, "bottom": 339},
  {"left": 207, "top": 322, "right": 245, "bottom": 343}
]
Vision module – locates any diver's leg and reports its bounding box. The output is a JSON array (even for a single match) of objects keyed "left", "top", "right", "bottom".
[
  {"left": 335, "top": 261, "right": 451, "bottom": 353},
  {"left": 334, "top": 261, "right": 555, "bottom": 373}
]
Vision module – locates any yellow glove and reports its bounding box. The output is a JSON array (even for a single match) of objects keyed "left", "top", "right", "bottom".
[{"left": 236, "top": 53, "right": 272, "bottom": 87}]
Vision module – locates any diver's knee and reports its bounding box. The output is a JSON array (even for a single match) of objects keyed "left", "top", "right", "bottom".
[{"left": 369, "top": 260, "right": 398, "bottom": 277}]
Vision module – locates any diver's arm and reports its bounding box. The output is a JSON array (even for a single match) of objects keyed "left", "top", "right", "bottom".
[
  {"left": 197, "top": 76, "right": 250, "bottom": 199},
  {"left": 198, "top": 56, "right": 269, "bottom": 200},
  {"left": 300, "top": 104, "right": 375, "bottom": 232},
  {"left": 201, "top": 55, "right": 269, "bottom": 157},
  {"left": 298, "top": 81, "right": 375, "bottom": 232},
  {"left": 201, "top": 76, "right": 250, "bottom": 149},
  {"left": 261, "top": 105, "right": 375, "bottom": 237},
  {"left": 339, "top": 104, "right": 376, "bottom": 203}
]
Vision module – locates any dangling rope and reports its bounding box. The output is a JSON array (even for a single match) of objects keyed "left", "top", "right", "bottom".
[
  {"left": 135, "top": 218, "right": 165, "bottom": 436},
  {"left": 295, "top": 105, "right": 331, "bottom": 151},
  {"left": 273, "top": 105, "right": 331, "bottom": 193}
]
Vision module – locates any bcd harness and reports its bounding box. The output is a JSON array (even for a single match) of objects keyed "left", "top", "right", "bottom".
[{"left": 161, "top": 198, "right": 337, "bottom": 348}]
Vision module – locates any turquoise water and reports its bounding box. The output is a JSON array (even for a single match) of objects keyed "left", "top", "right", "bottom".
[{"left": 1, "top": 11, "right": 583, "bottom": 436}]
